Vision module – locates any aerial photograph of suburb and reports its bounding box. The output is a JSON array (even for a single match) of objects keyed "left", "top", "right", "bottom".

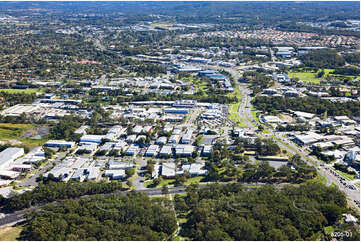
[{"left": 0, "top": 1, "right": 360, "bottom": 241}]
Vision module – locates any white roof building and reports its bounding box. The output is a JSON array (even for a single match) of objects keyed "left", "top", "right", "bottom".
[
  {"left": 155, "top": 136, "right": 168, "bottom": 145},
  {"left": 87, "top": 167, "right": 100, "bottom": 180},
  {"left": 44, "top": 140, "right": 75, "bottom": 148},
  {"left": 0, "top": 147, "right": 24, "bottom": 170},
  {"left": 126, "top": 134, "right": 137, "bottom": 143},
  {"left": 202, "top": 145, "right": 213, "bottom": 156},
  {"left": 189, "top": 163, "right": 208, "bottom": 176},
  {"left": 168, "top": 135, "right": 179, "bottom": 143},
  {"left": 132, "top": 125, "right": 143, "bottom": 134},
  {"left": 292, "top": 111, "right": 315, "bottom": 119},
  {"left": 294, "top": 132, "right": 323, "bottom": 146},
  {"left": 181, "top": 129, "right": 193, "bottom": 144},
  {"left": 262, "top": 115, "right": 283, "bottom": 123},
  {"left": 104, "top": 169, "right": 125, "bottom": 180},
  {"left": 80, "top": 135, "right": 104, "bottom": 144},
  {"left": 161, "top": 162, "right": 176, "bottom": 178},
  {"left": 114, "top": 140, "right": 128, "bottom": 151},
  {"left": 74, "top": 125, "right": 90, "bottom": 135},
  {"left": 159, "top": 145, "right": 173, "bottom": 157},
  {"left": 126, "top": 144, "right": 139, "bottom": 156},
  {"left": 146, "top": 145, "right": 160, "bottom": 157},
  {"left": 108, "top": 161, "right": 135, "bottom": 169},
  {"left": 175, "top": 145, "right": 195, "bottom": 157}
]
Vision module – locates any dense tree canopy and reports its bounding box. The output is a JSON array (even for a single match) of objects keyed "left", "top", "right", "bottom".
[
  {"left": 252, "top": 96, "right": 359, "bottom": 118},
  {"left": 0, "top": 181, "right": 123, "bottom": 212},
  {"left": 175, "top": 183, "right": 358, "bottom": 241},
  {"left": 299, "top": 49, "right": 345, "bottom": 68},
  {"left": 19, "top": 191, "right": 177, "bottom": 240}
]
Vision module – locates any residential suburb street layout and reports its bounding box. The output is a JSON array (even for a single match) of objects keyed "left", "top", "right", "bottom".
[{"left": 0, "top": 1, "right": 360, "bottom": 241}]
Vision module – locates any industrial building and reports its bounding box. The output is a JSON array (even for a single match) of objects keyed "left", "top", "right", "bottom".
[
  {"left": 0, "top": 147, "right": 24, "bottom": 170},
  {"left": 44, "top": 140, "right": 75, "bottom": 148},
  {"left": 104, "top": 169, "right": 125, "bottom": 180},
  {"left": 80, "top": 135, "right": 104, "bottom": 144},
  {"left": 159, "top": 145, "right": 173, "bottom": 157},
  {"left": 145, "top": 145, "right": 160, "bottom": 157},
  {"left": 175, "top": 144, "right": 195, "bottom": 157},
  {"left": 161, "top": 162, "right": 176, "bottom": 178}
]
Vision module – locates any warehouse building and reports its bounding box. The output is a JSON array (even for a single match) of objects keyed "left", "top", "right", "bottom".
[
  {"left": 294, "top": 132, "right": 323, "bottom": 146},
  {"left": 175, "top": 144, "right": 195, "bottom": 157},
  {"left": 159, "top": 145, "right": 173, "bottom": 157},
  {"left": 108, "top": 161, "right": 135, "bottom": 170},
  {"left": 104, "top": 169, "right": 125, "bottom": 180},
  {"left": 0, "top": 147, "right": 24, "bottom": 170},
  {"left": 164, "top": 108, "right": 189, "bottom": 114},
  {"left": 181, "top": 129, "right": 194, "bottom": 144},
  {"left": 80, "top": 135, "right": 104, "bottom": 144},
  {"left": 44, "top": 140, "right": 75, "bottom": 148},
  {"left": 155, "top": 136, "right": 167, "bottom": 145},
  {"left": 146, "top": 145, "right": 160, "bottom": 157},
  {"left": 125, "top": 144, "right": 139, "bottom": 156},
  {"left": 168, "top": 135, "right": 180, "bottom": 143},
  {"left": 87, "top": 167, "right": 100, "bottom": 180},
  {"left": 161, "top": 162, "right": 176, "bottom": 178}
]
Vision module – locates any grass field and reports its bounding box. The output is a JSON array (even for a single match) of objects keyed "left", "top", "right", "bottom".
[
  {"left": 0, "top": 123, "right": 48, "bottom": 149},
  {"left": 306, "top": 172, "right": 328, "bottom": 184},
  {"left": 0, "top": 226, "right": 22, "bottom": 241},
  {"left": 288, "top": 71, "right": 320, "bottom": 84},
  {"left": 289, "top": 68, "right": 359, "bottom": 84},
  {"left": 0, "top": 123, "right": 33, "bottom": 139},
  {"left": 0, "top": 88, "right": 39, "bottom": 94}
]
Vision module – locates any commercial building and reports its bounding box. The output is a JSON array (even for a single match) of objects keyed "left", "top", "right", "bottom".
[
  {"left": 74, "top": 125, "right": 90, "bottom": 135},
  {"left": 1, "top": 104, "right": 38, "bottom": 117},
  {"left": 44, "top": 140, "right": 75, "bottom": 148},
  {"left": 44, "top": 167, "right": 73, "bottom": 181},
  {"left": 70, "top": 168, "right": 86, "bottom": 182},
  {"left": 292, "top": 111, "right": 315, "bottom": 120},
  {"left": 263, "top": 89, "right": 278, "bottom": 95},
  {"left": 126, "top": 134, "right": 137, "bottom": 143},
  {"left": 172, "top": 100, "right": 196, "bottom": 108}
]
